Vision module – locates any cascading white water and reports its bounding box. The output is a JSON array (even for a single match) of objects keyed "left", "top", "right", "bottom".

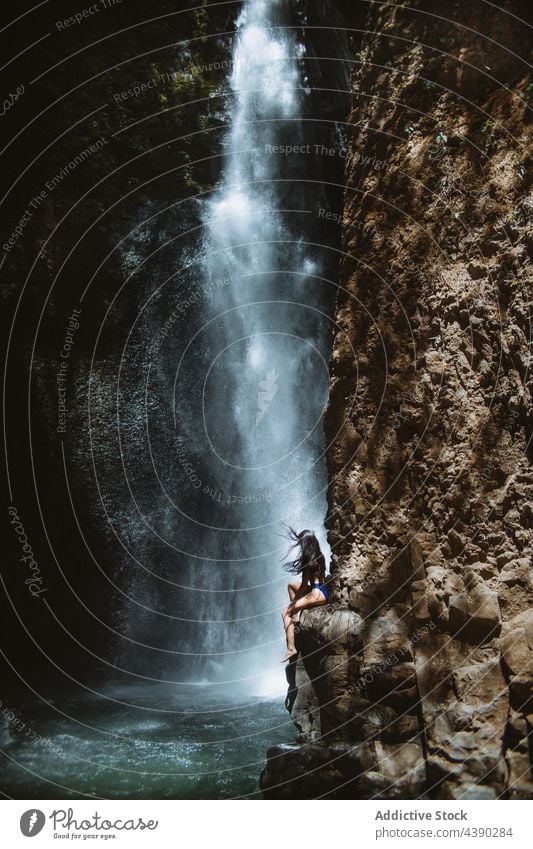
[{"left": 171, "top": 0, "right": 332, "bottom": 695}]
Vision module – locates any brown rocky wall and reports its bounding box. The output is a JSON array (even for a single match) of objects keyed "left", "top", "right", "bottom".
[{"left": 262, "top": 0, "right": 532, "bottom": 800}]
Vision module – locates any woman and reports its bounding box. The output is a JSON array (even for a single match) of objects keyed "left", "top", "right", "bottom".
[{"left": 281, "top": 528, "right": 329, "bottom": 662}]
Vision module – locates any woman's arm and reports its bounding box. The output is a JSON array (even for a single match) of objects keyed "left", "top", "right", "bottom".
[{"left": 296, "top": 566, "right": 311, "bottom": 595}]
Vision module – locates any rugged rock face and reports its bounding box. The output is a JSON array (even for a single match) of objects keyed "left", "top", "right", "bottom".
[{"left": 262, "top": 0, "right": 532, "bottom": 799}]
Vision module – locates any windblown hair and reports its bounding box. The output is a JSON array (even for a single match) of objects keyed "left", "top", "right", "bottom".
[{"left": 282, "top": 526, "right": 326, "bottom": 582}]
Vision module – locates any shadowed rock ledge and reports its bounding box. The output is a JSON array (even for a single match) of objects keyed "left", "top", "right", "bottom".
[
  {"left": 261, "top": 607, "right": 429, "bottom": 799},
  {"left": 262, "top": 0, "right": 532, "bottom": 800}
]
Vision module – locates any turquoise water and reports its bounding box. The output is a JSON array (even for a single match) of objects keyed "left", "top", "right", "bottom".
[{"left": 0, "top": 684, "right": 293, "bottom": 799}]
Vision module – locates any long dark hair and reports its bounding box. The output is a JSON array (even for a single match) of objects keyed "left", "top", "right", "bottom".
[{"left": 282, "top": 526, "right": 326, "bottom": 583}]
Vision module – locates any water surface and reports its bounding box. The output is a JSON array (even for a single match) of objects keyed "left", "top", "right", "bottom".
[{"left": 1, "top": 685, "right": 293, "bottom": 799}]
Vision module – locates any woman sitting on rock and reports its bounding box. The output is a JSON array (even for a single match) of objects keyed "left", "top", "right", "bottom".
[{"left": 281, "top": 528, "right": 329, "bottom": 662}]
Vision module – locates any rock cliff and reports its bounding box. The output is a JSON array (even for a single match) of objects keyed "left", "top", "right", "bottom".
[{"left": 262, "top": 0, "right": 532, "bottom": 799}]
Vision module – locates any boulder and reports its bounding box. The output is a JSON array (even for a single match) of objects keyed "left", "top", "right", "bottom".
[
  {"left": 285, "top": 654, "right": 321, "bottom": 742},
  {"left": 500, "top": 609, "right": 533, "bottom": 714},
  {"left": 448, "top": 588, "right": 501, "bottom": 643}
]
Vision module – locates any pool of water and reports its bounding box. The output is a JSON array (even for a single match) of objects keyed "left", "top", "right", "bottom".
[{"left": 0, "top": 684, "right": 294, "bottom": 799}]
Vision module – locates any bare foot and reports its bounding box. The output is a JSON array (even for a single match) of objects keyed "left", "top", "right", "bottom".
[{"left": 281, "top": 649, "right": 297, "bottom": 663}]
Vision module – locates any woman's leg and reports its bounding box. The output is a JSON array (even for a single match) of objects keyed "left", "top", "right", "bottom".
[
  {"left": 288, "top": 580, "right": 300, "bottom": 602},
  {"left": 281, "top": 607, "right": 297, "bottom": 662},
  {"left": 289, "top": 588, "right": 327, "bottom": 614},
  {"left": 281, "top": 589, "right": 327, "bottom": 661},
  {"left": 281, "top": 582, "right": 302, "bottom": 660}
]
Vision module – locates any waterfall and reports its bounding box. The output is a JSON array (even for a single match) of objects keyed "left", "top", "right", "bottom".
[
  {"left": 112, "top": 0, "right": 336, "bottom": 697},
  {"left": 171, "top": 0, "right": 332, "bottom": 692}
]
